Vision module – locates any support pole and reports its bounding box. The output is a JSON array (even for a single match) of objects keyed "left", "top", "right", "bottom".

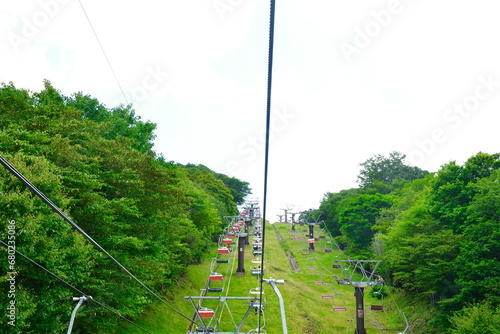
[
  {"left": 244, "top": 219, "right": 250, "bottom": 245},
  {"left": 263, "top": 278, "right": 287, "bottom": 334},
  {"left": 67, "top": 296, "right": 88, "bottom": 334},
  {"left": 308, "top": 224, "right": 315, "bottom": 252},
  {"left": 236, "top": 235, "right": 246, "bottom": 276},
  {"left": 354, "top": 286, "right": 366, "bottom": 334}
]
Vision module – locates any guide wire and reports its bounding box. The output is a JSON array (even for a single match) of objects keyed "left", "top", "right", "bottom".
[
  {"left": 78, "top": 0, "right": 129, "bottom": 105},
  {"left": 0, "top": 240, "right": 153, "bottom": 334},
  {"left": 0, "top": 155, "right": 199, "bottom": 327},
  {"left": 258, "top": 0, "right": 276, "bottom": 332}
]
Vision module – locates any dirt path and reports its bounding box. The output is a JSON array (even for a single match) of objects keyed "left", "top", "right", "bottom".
[{"left": 273, "top": 224, "right": 301, "bottom": 272}]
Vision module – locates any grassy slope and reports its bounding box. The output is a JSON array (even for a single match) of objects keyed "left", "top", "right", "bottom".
[{"left": 119, "top": 223, "right": 410, "bottom": 334}]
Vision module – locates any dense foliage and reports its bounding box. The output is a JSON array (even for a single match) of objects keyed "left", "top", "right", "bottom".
[
  {"left": 318, "top": 151, "right": 500, "bottom": 333},
  {"left": 0, "top": 81, "right": 250, "bottom": 333}
]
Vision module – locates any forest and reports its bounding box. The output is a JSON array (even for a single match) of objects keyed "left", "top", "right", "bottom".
[
  {"left": 316, "top": 151, "right": 500, "bottom": 333},
  {"left": 1, "top": 81, "right": 499, "bottom": 333},
  {"left": 0, "top": 81, "right": 250, "bottom": 333}
]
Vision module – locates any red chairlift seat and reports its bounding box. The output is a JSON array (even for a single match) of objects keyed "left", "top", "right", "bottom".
[
  {"left": 332, "top": 264, "right": 341, "bottom": 268},
  {"left": 308, "top": 238, "right": 315, "bottom": 244},
  {"left": 198, "top": 308, "right": 215, "bottom": 318},
  {"left": 325, "top": 249, "right": 332, "bottom": 253},
  {"left": 222, "top": 238, "right": 233, "bottom": 244},
  {"left": 209, "top": 273, "right": 223, "bottom": 281},
  {"left": 217, "top": 247, "right": 229, "bottom": 254}
]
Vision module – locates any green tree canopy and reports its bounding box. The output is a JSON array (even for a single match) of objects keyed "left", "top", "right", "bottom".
[
  {"left": 357, "top": 151, "right": 428, "bottom": 194},
  {"left": 338, "top": 193, "right": 393, "bottom": 250},
  {"left": 0, "top": 81, "right": 246, "bottom": 333}
]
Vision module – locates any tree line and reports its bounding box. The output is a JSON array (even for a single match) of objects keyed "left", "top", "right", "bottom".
[
  {"left": 0, "top": 81, "right": 250, "bottom": 333},
  {"left": 316, "top": 151, "right": 499, "bottom": 333}
]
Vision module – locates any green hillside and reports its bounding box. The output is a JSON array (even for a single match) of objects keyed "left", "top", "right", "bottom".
[{"left": 119, "top": 222, "right": 407, "bottom": 334}]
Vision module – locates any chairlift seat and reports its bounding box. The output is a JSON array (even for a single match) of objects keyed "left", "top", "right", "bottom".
[
  {"left": 207, "top": 287, "right": 223, "bottom": 292},
  {"left": 251, "top": 269, "right": 263, "bottom": 276},
  {"left": 249, "top": 288, "right": 263, "bottom": 295},
  {"left": 195, "top": 327, "right": 216, "bottom": 332},
  {"left": 217, "top": 247, "right": 229, "bottom": 254},
  {"left": 198, "top": 309, "right": 215, "bottom": 318},
  {"left": 209, "top": 274, "right": 223, "bottom": 281},
  {"left": 371, "top": 305, "right": 384, "bottom": 311}
]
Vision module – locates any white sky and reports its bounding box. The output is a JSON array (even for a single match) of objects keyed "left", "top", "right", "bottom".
[{"left": 2, "top": 0, "right": 500, "bottom": 222}]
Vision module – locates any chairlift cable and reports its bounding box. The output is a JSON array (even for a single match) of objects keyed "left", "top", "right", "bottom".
[
  {"left": 258, "top": 0, "right": 276, "bottom": 331},
  {"left": 0, "top": 156, "right": 199, "bottom": 326},
  {"left": 78, "top": 0, "right": 129, "bottom": 105},
  {"left": 0, "top": 240, "right": 153, "bottom": 334}
]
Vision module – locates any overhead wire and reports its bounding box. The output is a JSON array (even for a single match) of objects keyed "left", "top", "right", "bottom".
[
  {"left": 258, "top": 0, "right": 276, "bottom": 332},
  {"left": 0, "top": 240, "right": 152, "bottom": 334},
  {"left": 0, "top": 156, "right": 199, "bottom": 327},
  {"left": 77, "top": 0, "right": 129, "bottom": 105}
]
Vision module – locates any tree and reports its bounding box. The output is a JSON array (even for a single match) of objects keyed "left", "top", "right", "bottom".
[
  {"left": 215, "top": 172, "right": 252, "bottom": 205},
  {"left": 0, "top": 81, "right": 248, "bottom": 332},
  {"left": 338, "top": 193, "right": 392, "bottom": 250},
  {"left": 357, "top": 151, "right": 428, "bottom": 194},
  {"left": 452, "top": 169, "right": 500, "bottom": 307},
  {"left": 449, "top": 302, "right": 500, "bottom": 334},
  {"left": 428, "top": 152, "right": 500, "bottom": 232},
  {"left": 319, "top": 188, "right": 360, "bottom": 237}
]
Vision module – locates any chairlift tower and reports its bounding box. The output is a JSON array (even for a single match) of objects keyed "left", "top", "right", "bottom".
[
  {"left": 335, "top": 260, "right": 383, "bottom": 334},
  {"left": 289, "top": 211, "right": 300, "bottom": 231},
  {"left": 304, "top": 221, "right": 322, "bottom": 252},
  {"left": 243, "top": 198, "right": 260, "bottom": 221},
  {"left": 280, "top": 204, "right": 295, "bottom": 224}
]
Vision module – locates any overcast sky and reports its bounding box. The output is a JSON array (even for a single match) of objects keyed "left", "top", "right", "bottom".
[{"left": 2, "top": 0, "right": 500, "bottom": 222}]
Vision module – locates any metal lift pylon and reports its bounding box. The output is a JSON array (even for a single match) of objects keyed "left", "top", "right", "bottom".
[{"left": 335, "top": 260, "right": 383, "bottom": 334}]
